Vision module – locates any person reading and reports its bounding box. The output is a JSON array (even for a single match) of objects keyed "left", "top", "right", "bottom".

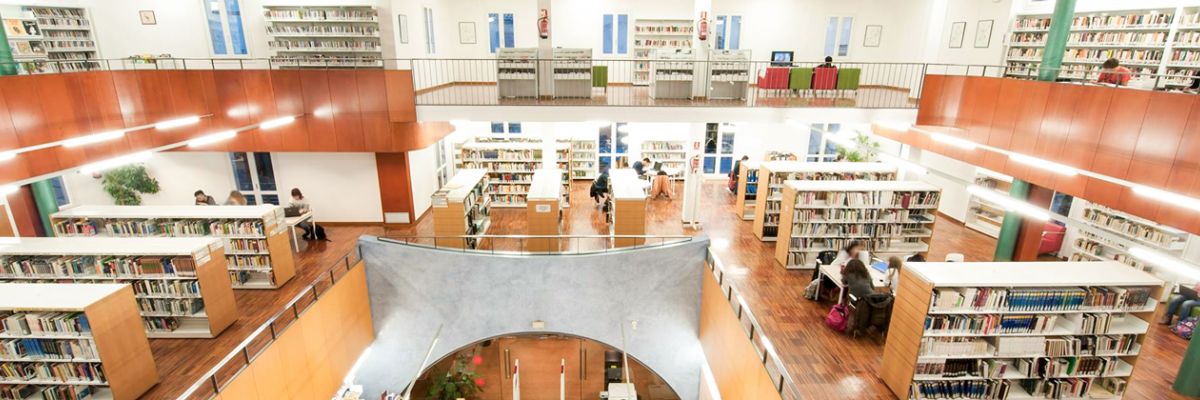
[{"left": 1096, "top": 58, "right": 1131, "bottom": 86}]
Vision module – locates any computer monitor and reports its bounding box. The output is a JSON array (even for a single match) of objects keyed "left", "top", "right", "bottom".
[
  {"left": 652, "top": 161, "right": 663, "bottom": 170},
  {"left": 770, "top": 51, "right": 794, "bottom": 66}
]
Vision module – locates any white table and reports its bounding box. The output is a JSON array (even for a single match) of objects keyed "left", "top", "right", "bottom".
[
  {"left": 817, "top": 262, "right": 889, "bottom": 304},
  {"left": 285, "top": 211, "right": 314, "bottom": 251}
]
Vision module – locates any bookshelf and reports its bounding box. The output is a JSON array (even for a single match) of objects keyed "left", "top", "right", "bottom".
[
  {"left": 263, "top": 5, "right": 382, "bottom": 68},
  {"left": 965, "top": 170, "right": 1013, "bottom": 239},
  {"left": 633, "top": 18, "right": 694, "bottom": 85},
  {"left": 611, "top": 168, "right": 647, "bottom": 248},
  {"left": 431, "top": 169, "right": 490, "bottom": 250},
  {"left": 732, "top": 161, "right": 761, "bottom": 220},
  {"left": 459, "top": 141, "right": 571, "bottom": 207},
  {"left": 751, "top": 161, "right": 897, "bottom": 242},
  {"left": 2, "top": 5, "right": 101, "bottom": 74},
  {"left": 1065, "top": 202, "right": 1188, "bottom": 289},
  {"left": 639, "top": 140, "right": 687, "bottom": 180},
  {"left": 649, "top": 48, "right": 696, "bottom": 99},
  {"left": 881, "top": 261, "right": 1164, "bottom": 400},
  {"left": 570, "top": 137, "right": 599, "bottom": 180},
  {"left": 774, "top": 180, "right": 940, "bottom": 269},
  {"left": 497, "top": 48, "right": 538, "bottom": 98},
  {"left": 552, "top": 48, "right": 592, "bottom": 98},
  {"left": 0, "top": 237, "right": 238, "bottom": 339},
  {"left": 526, "top": 169, "right": 564, "bottom": 252},
  {"left": 0, "top": 282, "right": 158, "bottom": 400},
  {"left": 48, "top": 205, "right": 296, "bottom": 290},
  {"left": 708, "top": 49, "right": 751, "bottom": 100}
]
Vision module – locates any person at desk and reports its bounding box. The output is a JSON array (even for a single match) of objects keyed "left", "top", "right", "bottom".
[
  {"left": 224, "top": 191, "right": 247, "bottom": 205},
  {"left": 649, "top": 170, "right": 674, "bottom": 200},
  {"left": 842, "top": 259, "right": 876, "bottom": 300},
  {"left": 193, "top": 190, "right": 216, "bottom": 206},
  {"left": 819, "top": 56, "right": 834, "bottom": 68},
  {"left": 1097, "top": 58, "right": 1131, "bottom": 86},
  {"left": 1161, "top": 282, "right": 1200, "bottom": 325},
  {"left": 830, "top": 240, "right": 870, "bottom": 269},
  {"left": 590, "top": 169, "right": 610, "bottom": 205},
  {"left": 632, "top": 158, "right": 651, "bottom": 176},
  {"left": 289, "top": 188, "right": 315, "bottom": 240},
  {"left": 884, "top": 256, "right": 904, "bottom": 293}
]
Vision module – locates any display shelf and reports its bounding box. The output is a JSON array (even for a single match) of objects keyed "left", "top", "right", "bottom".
[
  {"left": 0, "top": 237, "right": 237, "bottom": 339},
  {"left": 639, "top": 140, "right": 687, "bottom": 180},
  {"left": 526, "top": 169, "right": 564, "bottom": 252},
  {"left": 0, "top": 283, "right": 158, "bottom": 399},
  {"left": 633, "top": 18, "right": 694, "bottom": 85},
  {"left": 497, "top": 48, "right": 538, "bottom": 98},
  {"left": 881, "top": 261, "right": 1163, "bottom": 400},
  {"left": 49, "top": 205, "right": 296, "bottom": 290},
  {"left": 3, "top": 6, "right": 101, "bottom": 75},
  {"left": 570, "top": 138, "right": 599, "bottom": 180},
  {"left": 459, "top": 141, "right": 571, "bottom": 207},
  {"left": 751, "top": 161, "right": 897, "bottom": 242},
  {"left": 1062, "top": 202, "right": 1189, "bottom": 292},
  {"left": 649, "top": 48, "right": 695, "bottom": 99},
  {"left": 263, "top": 5, "right": 381, "bottom": 69},
  {"left": 610, "top": 169, "right": 647, "bottom": 248},
  {"left": 708, "top": 49, "right": 751, "bottom": 100},
  {"left": 733, "top": 161, "right": 761, "bottom": 221},
  {"left": 552, "top": 48, "right": 592, "bottom": 98},
  {"left": 774, "top": 180, "right": 940, "bottom": 269},
  {"left": 431, "top": 169, "right": 491, "bottom": 249}
]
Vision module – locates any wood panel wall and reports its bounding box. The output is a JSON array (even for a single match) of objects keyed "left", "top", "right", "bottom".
[
  {"left": 0, "top": 70, "right": 452, "bottom": 185},
  {"left": 880, "top": 74, "right": 1200, "bottom": 235},
  {"left": 699, "top": 270, "right": 784, "bottom": 400},
  {"left": 375, "top": 152, "right": 415, "bottom": 224},
  {"left": 215, "top": 260, "right": 374, "bottom": 400}
]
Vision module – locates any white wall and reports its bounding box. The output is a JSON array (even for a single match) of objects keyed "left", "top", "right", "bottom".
[
  {"left": 405, "top": 144, "right": 439, "bottom": 220},
  {"left": 928, "top": 0, "right": 1015, "bottom": 66},
  {"left": 63, "top": 152, "right": 234, "bottom": 207}
]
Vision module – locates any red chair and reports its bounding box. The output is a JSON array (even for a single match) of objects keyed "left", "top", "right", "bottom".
[
  {"left": 813, "top": 67, "right": 838, "bottom": 95},
  {"left": 1039, "top": 222, "right": 1067, "bottom": 255},
  {"left": 756, "top": 67, "right": 790, "bottom": 96}
]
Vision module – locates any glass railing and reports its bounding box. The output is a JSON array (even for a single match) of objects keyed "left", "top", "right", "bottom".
[{"left": 376, "top": 234, "right": 694, "bottom": 254}]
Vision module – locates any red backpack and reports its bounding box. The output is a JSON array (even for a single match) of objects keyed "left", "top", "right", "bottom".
[{"left": 825, "top": 304, "right": 848, "bottom": 332}]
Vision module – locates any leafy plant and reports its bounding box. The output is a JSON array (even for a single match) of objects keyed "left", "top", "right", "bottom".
[
  {"left": 102, "top": 165, "right": 160, "bottom": 205},
  {"left": 426, "top": 360, "right": 482, "bottom": 400},
  {"left": 836, "top": 133, "right": 881, "bottom": 162}
]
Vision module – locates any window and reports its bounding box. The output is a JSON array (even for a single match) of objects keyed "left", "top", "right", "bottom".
[
  {"left": 703, "top": 123, "right": 736, "bottom": 175},
  {"left": 488, "top": 13, "right": 516, "bottom": 53},
  {"left": 714, "top": 15, "right": 741, "bottom": 50},
  {"left": 598, "top": 123, "right": 629, "bottom": 171},
  {"left": 202, "top": 0, "right": 249, "bottom": 56},
  {"left": 47, "top": 177, "right": 70, "bottom": 207},
  {"left": 824, "top": 16, "right": 854, "bottom": 57},
  {"left": 229, "top": 152, "right": 279, "bottom": 205},
  {"left": 489, "top": 122, "right": 522, "bottom": 134},
  {"left": 602, "top": 14, "right": 629, "bottom": 54},
  {"left": 806, "top": 123, "right": 842, "bottom": 162},
  {"left": 424, "top": 7, "right": 436, "bottom": 54}
]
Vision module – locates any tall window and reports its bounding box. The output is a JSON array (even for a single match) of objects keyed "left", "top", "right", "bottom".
[
  {"left": 424, "top": 7, "right": 436, "bottom": 54},
  {"left": 597, "top": 123, "right": 629, "bottom": 171},
  {"left": 824, "top": 16, "right": 853, "bottom": 57},
  {"left": 488, "top": 13, "right": 516, "bottom": 53},
  {"left": 228, "top": 152, "right": 279, "bottom": 205},
  {"left": 489, "top": 122, "right": 522, "bottom": 134},
  {"left": 714, "top": 15, "right": 741, "bottom": 50},
  {"left": 602, "top": 14, "right": 628, "bottom": 54},
  {"left": 703, "top": 123, "right": 736, "bottom": 175},
  {"left": 203, "top": 0, "right": 249, "bottom": 56},
  {"left": 806, "top": 123, "right": 841, "bottom": 162}
]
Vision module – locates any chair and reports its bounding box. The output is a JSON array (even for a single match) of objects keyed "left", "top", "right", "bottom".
[
  {"left": 788, "top": 67, "right": 814, "bottom": 96},
  {"left": 1039, "top": 223, "right": 1067, "bottom": 255},
  {"left": 836, "top": 68, "right": 861, "bottom": 97},
  {"left": 813, "top": 67, "right": 838, "bottom": 96},
  {"left": 592, "top": 65, "right": 609, "bottom": 94},
  {"left": 847, "top": 293, "right": 894, "bottom": 338},
  {"left": 756, "top": 67, "right": 790, "bottom": 96}
]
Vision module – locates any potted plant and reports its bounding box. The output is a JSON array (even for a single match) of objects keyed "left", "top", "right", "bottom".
[
  {"left": 101, "top": 165, "right": 160, "bottom": 205},
  {"left": 835, "top": 132, "right": 881, "bottom": 162},
  {"left": 426, "top": 360, "right": 481, "bottom": 400}
]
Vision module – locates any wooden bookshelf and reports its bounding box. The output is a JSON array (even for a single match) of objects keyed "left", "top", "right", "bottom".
[
  {"left": 965, "top": 170, "right": 1013, "bottom": 239},
  {"left": 881, "top": 261, "right": 1163, "bottom": 400},
  {"left": 49, "top": 205, "right": 296, "bottom": 290},
  {"left": 774, "top": 180, "right": 940, "bottom": 269},
  {"left": 732, "top": 160, "right": 761, "bottom": 220},
  {"left": 571, "top": 137, "right": 599, "bottom": 180},
  {"left": 459, "top": 141, "right": 571, "bottom": 208},
  {"left": 0, "top": 282, "right": 158, "bottom": 400},
  {"left": 526, "top": 169, "right": 564, "bottom": 253},
  {"left": 751, "top": 161, "right": 897, "bottom": 242},
  {"left": 0, "top": 237, "right": 237, "bottom": 339},
  {"left": 640, "top": 139, "right": 688, "bottom": 180},
  {"left": 611, "top": 168, "right": 647, "bottom": 248},
  {"left": 263, "top": 5, "right": 382, "bottom": 68},
  {"left": 633, "top": 18, "right": 694, "bottom": 85},
  {"left": 431, "top": 169, "right": 490, "bottom": 249}
]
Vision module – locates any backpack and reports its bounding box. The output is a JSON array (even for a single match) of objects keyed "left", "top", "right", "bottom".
[
  {"left": 825, "top": 304, "right": 848, "bottom": 332},
  {"left": 804, "top": 279, "right": 820, "bottom": 300},
  {"left": 1174, "top": 316, "right": 1197, "bottom": 339},
  {"left": 313, "top": 224, "right": 329, "bottom": 241}
]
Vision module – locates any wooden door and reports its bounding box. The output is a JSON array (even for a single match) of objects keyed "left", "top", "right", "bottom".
[{"left": 498, "top": 336, "right": 582, "bottom": 400}]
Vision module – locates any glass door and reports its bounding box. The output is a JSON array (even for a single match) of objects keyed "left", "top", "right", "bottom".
[
  {"left": 702, "top": 123, "right": 736, "bottom": 177},
  {"left": 228, "top": 152, "right": 279, "bottom": 205}
]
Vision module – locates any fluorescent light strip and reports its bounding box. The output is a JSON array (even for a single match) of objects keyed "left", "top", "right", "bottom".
[
  {"left": 0, "top": 151, "right": 15, "bottom": 162},
  {"left": 967, "top": 184, "right": 1050, "bottom": 221},
  {"left": 878, "top": 153, "right": 928, "bottom": 175},
  {"left": 928, "top": 131, "right": 978, "bottom": 150},
  {"left": 62, "top": 130, "right": 125, "bottom": 148},
  {"left": 1132, "top": 184, "right": 1200, "bottom": 212},
  {"left": 1009, "top": 153, "right": 1078, "bottom": 176},
  {"left": 154, "top": 115, "right": 201, "bottom": 130},
  {"left": 0, "top": 185, "right": 17, "bottom": 196},
  {"left": 259, "top": 116, "right": 295, "bottom": 130},
  {"left": 1130, "top": 246, "right": 1200, "bottom": 281},
  {"left": 187, "top": 130, "right": 237, "bottom": 148},
  {"left": 78, "top": 151, "right": 152, "bottom": 175}
]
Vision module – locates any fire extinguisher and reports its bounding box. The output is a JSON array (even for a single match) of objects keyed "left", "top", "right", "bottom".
[
  {"left": 698, "top": 12, "right": 708, "bottom": 41},
  {"left": 538, "top": 9, "right": 549, "bottom": 39}
]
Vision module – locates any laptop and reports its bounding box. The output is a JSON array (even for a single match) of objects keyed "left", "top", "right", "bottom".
[
  {"left": 284, "top": 205, "right": 304, "bottom": 217},
  {"left": 1181, "top": 284, "right": 1198, "bottom": 299}
]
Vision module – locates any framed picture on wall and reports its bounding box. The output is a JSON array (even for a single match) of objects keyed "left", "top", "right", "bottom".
[
  {"left": 949, "top": 21, "right": 966, "bottom": 48},
  {"left": 863, "top": 25, "right": 882, "bottom": 47},
  {"left": 459, "top": 21, "right": 476, "bottom": 44},
  {"left": 398, "top": 14, "right": 409, "bottom": 44},
  {"left": 139, "top": 10, "right": 156, "bottom": 25},
  {"left": 975, "top": 20, "right": 994, "bottom": 48}
]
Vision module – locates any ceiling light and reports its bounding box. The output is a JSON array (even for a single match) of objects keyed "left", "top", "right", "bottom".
[
  {"left": 928, "top": 131, "right": 978, "bottom": 150},
  {"left": 0, "top": 185, "right": 17, "bottom": 196},
  {"left": 879, "top": 153, "right": 928, "bottom": 175},
  {"left": 313, "top": 107, "right": 333, "bottom": 117},
  {"left": 1130, "top": 246, "right": 1200, "bottom": 281},
  {"left": 967, "top": 184, "right": 1049, "bottom": 221},
  {"left": 62, "top": 130, "right": 125, "bottom": 148},
  {"left": 977, "top": 168, "right": 1013, "bottom": 182},
  {"left": 259, "top": 116, "right": 295, "bottom": 130},
  {"left": 1009, "top": 153, "right": 1078, "bottom": 176},
  {"left": 1132, "top": 184, "right": 1200, "bottom": 212},
  {"left": 188, "top": 130, "right": 237, "bottom": 148},
  {"left": 0, "top": 151, "right": 15, "bottom": 161},
  {"left": 155, "top": 115, "right": 201, "bottom": 130},
  {"left": 78, "top": 151, "right": 152, "bottom": 174}
]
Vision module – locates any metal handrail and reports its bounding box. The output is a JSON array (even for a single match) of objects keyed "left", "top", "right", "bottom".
[{"left": 377, "top": 234, "right": 694, "bottom": 256}]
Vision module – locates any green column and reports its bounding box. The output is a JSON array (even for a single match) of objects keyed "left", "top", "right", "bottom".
[
  {"left": 1178, "top": 333, "right": 1200, "bottom": 396},
  {"left": 993, "top": 179, "right": 1030, "bottom": 262},
  {"left": 0, "top": 12, "right": 17, "bottom": 76},
  {"left": 29, "top": 180, "right": 59, "bottom": 237},
  {"left": 1037, "top": 0, "right": 1076, "bottom": 82}
]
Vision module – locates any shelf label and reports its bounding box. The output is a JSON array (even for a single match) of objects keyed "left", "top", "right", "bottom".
[{"left": 536, "top": 204, "right": 552, "bottom": 213}]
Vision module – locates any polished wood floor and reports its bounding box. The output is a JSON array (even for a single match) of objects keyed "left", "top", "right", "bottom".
[
  {"left": 415, "top": 83, "right": 918, "bottom": 109},
  {"left": 144, "top": 181, "right": 1196, "bottom": 399}
]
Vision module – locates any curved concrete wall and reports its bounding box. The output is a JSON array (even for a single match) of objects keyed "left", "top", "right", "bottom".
[{"left": 355, "top": 235, "right": 709, "bottom": 398}]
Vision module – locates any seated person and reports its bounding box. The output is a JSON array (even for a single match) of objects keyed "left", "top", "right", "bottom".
[
  {"left": 829, "top": 240, "right": 870, "bottom": 269},
  {"left": 819, "top": 56, "right": 835, "bottom": 68},
  {"left": 632, "top": 158, "right": 650, "bottom": 176},
  {"left": 884, "top": 256, "right": 904, "bottom": 293},
  {"left": 649, "top": 170, "right": 674, "bottom": 199},
  {"left": 590, "top": 170, "right": 610, "bottom": 205},
  {"left": 224, "top": 191, "right": 247, "bottom": 205},
  {"left": 1161, "top": 282, "right": 1200, "bottom": 325},
  {"left": 193, "top": 190, "right": 216, "bottom": 206},
  {"left": 289, "top": 188, "right": 315, "bottom": 239},
  {"left": 842, "top": 259, "right": 876, "bottom": 301},
  {"left": 1096, "top": 58, "right": 1132, "bottom": 86}
]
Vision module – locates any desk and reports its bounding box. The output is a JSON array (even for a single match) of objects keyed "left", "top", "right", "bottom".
[
  {"left": 817, "top": 262, "right": 889, "bottom": 304},
  {"left": 285, "top": 211, "right": 314, "bottom": 251}
]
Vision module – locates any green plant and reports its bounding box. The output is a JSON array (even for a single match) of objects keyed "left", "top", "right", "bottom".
[
  {"left": 102, "top": 165, "right": 160, "bottom": 205},
  {"left": 426, "top": 360, "right": 482, "bottom": 400},
  {"left": 836, "top": 133, "right": 881, "bottom": 162}
]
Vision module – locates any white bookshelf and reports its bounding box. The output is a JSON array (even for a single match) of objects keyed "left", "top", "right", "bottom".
[
  {"left": 650, "top": 48, "right": 696, "bottom": 99},
  {"left": 3, "top": 5, "right": 101, "bottom": 74},
  {"left": 552, "top": 142, "right": 572, "bottom": 206},
  {"left": 774, "top": 180, "right": 940, "bottom": 269},
  {"left": 633, "top": 18, "right": 694, "bottom": 85},
  {"left": 1064, "top": 202, "right": 1189, "bottom": 290},
  {"left": 263, "top": 5, "right": 382, "bottom": 68},
  {"left": 570, "top": 137, "right": 598, "bottom": 180},
  {"left": 882, "top": 261, "right": 1164, "bottom": 400},
  {"left": 639, "top": 140, "right": 687, "bottom": 180},
  {"left": 459, "top": 141, "right": 570, "bottom": 207},
  {"left": 0, "top": 237, "right": 238, "bottom": 339},
  {"left": 752, "top": 161, "right": 898, "bottom": 242},
  {"left": 498, "top": 48, "right": 538, "bottom": 98},
  {"left": 965, "top": 170, "right": 1012, "bottom": 239},
  {"left": 552, "top": 48, "right": 592, "bottom": 98},
  {"left": 49, "top": 205, "right": 296, "bottom": 290},
  {"left": 431, "top": 169, "right": 491, "bottom": 249},
  {"left": 708, "top": 49, "right": 751, "bottom": 100}
]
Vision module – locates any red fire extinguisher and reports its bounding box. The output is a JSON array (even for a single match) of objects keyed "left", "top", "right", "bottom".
[
  {"left": 698, "top": 11, "right": 708, "bottom": 41},
  {"left": 538, "top": 9, "right": 550, "bottom": 39}
]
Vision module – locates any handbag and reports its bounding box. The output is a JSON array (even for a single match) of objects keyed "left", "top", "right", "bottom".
[
  {"left": 1174, "top": 316, "right": 1197, "bottom": 340},
  {"left": 825, "top": 304, "right": 848, "bottom": 332},
  {"left": 804, "top": 279, "right": 820, "bottom": 300}
]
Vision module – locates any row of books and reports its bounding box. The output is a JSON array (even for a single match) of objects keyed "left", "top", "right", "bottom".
[
  {"left": 266, "top": 25, "right": 379, "bottom": 36},
  {"left": 910, "top": 379, "right": 1010, "bottom": 399},
  {"left": 641, "top": 142, "right": 684, "bottom": 151},
  {"left": 28, "top": 8, "right": 87, "bottom": 19},
  {"left": 136, "top": 298, "right": 204, "bottom": 317},
  {"left": 1071, "top": 13, "right": 1174, "bottom": 29},
  {"left": 268, "top": 40, "right": 382, "bottom": 51},
  {"left": 1015, "top": 356, "right": 1118, "bottom": 378},
  {"left": 766, "top": 171, "right": 893, "bottom": 186},
  {"left": 462, "top": 150, "right": 538, "bottom": 161},
  {"left": 1, "top": 313, "right": 90, "bottom": 337},
  {"left": 2, "top": 385, "right": 97, "bottom": 400},
  {"left": 462, "top": 162, "right": 538, "bottom": 173},
  {"left": 1011, "top": 31, "right": 1171, "bottom": 45},
  {"left": 924, "top": 314, "right": 1059, "bottom": 335},
  {"left": 1083, "top": 207, "right": 1181, "bottom": 247},
  {"left": 1045, "top": 335, "right": 1139, "bottom": 357},
  {"left": 53, "top": 219, "right": 266, "bottom": 238},
  {"left": 0, "top": 361, "right": 105, "bottom": 383},
  {"left": 790, "top": 223, "right": 914, "bottom": 238},
  {"left": 132, "top": 280, "right": 202, "bottom": 298},
  {"left": 228, "top": 255, "right": 272, "bottom": 269},
  {"left": 264, "top": 9, "right": 378, "bottom": 21},
  {"left": 916, "top": 358, "right": 1009, "bottom": 379},
  {"left": 792, "top": 209, "right": 935, "bottom": 224},
  {"left": 143, "top": 317, "right": 183, "bottom": 333},
  {"left": 0, "top": 338, "right": 97, "bottom": 361},
  {"left": 1, "top": 255, "right": 197, "bottom": 279},
  {"left": 1063, "top": 48, "right": 1162, "bottom": 63},
  {"left": 928, "top": 286, "right": 1152, "bottom": 312},
  {"left": 227, "top": 239, "right": 268, "bottom": 254}
]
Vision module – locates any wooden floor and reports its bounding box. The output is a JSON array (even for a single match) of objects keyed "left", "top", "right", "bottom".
[
  {"left": 415, "top": 83, "right": 918, "bottom": 109},
  {"left": 142, "top": 180, "right": 1197, "bottom": 399}
]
